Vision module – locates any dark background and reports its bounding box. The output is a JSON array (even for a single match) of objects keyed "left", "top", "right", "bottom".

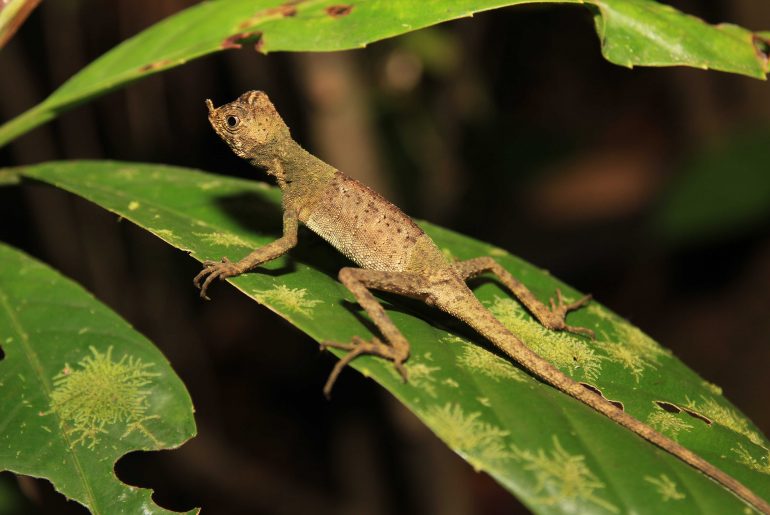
[{"left": 1, "top": 1, "right": 769, "bottom": 513}]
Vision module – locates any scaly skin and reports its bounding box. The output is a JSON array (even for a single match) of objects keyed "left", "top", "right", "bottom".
[{"left": 194, "top": 91, "right": 770, "bottom": 514}]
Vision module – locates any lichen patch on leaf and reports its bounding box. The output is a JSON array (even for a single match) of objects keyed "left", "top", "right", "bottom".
[
  {"left": 586, "top": 305, "right": 670, "bottom": 382},
  {"left": 702, "top": 380, "right": 723, "bottom": 396},
  {"left": 198, "top": 180, "right": 222, "bottom": 190},
  {"left": 49, "top": 347, "right": 161, "bottom": 449},
  {"left": 151, "top": 228, "right": 176, "bottom": 242},
  {"left": 253, "top": 284, "right": 322, "bottom": 317},
  {"left": 397, "top": 361, "right": 440, "bottom": 398},
  {"left": 511, "top": 436, "right": 618, "bottom": 513},
  {"left": 488, "top": 247, "right": 507, "bottom": 257},
  {"left": 618, "top": 323, "right": 670, "bottom": 359},
  {"left": 456, "top": 343, "right": 528, "bottom": 383},
  {"left": 114, "top": 168, "right": 138, "bottom": 179},
  {"left": 488, "top": 297, "right": 602, "bottom": 381},
  {"left": 587, "top": 304, "right": 670, "bottom": 362},
  {"left": 595, "top": 337, "right": 658, "bottom": 383},
  {"left": 647, "top": 406, "right": 693, "bottom": 440},
  {"left": 442, "top": 378, "right": 459, "bottom": 388},
  {"left": 644, "top": 474, "right": 685, "bottom": 501},
  {"left": 422, "top": 403, "right": 512, "bottom": 470},
  {"left": 733, "top": 443, "right": 770, "bottom": 475},
  {"left": 193, "top": 231, "right": 253, "bottom": 248},
  {"left": 685, "top": 396, "right": 767, "bottom": 448}
]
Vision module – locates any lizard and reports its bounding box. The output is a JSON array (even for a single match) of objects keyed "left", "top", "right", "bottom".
[{"left": 194, "top": 90, "right": 770, "bottom": 514}]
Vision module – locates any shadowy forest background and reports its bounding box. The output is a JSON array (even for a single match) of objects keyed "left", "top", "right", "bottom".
[{"left": 1, "top": 1, "right": 769, "bottom": 513}]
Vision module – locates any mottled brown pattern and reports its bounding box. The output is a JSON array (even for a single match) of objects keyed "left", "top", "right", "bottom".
[
  {"left": 305, "top": 173, "right": 424, "bottom": 272},
  {"left": 194, "top": 91, "right": 770, "bottom": 514}
]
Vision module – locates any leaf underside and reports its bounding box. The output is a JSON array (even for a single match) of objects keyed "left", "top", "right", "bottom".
[{"left": 11, "top": 160, "right": 770, "bottom": 515}]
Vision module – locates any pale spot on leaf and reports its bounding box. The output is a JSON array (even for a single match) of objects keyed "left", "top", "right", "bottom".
[
  {"left": 644, "top": 474, "right": 685, "bottom": 501},
  {"left": 422, "top": 403, "right": 512, "bottom": 470},
  {"left": 153, "top": 229, "right": 176, "bottom": 241},
  {"left": 647, "top": 406, "right": 693, "bottom": 439},
  {"left": 455, "top": 342, "right": 528, "bottom": 383},
  {"left": 199, "top": 180, "right": 222, "bottom": 190},
  {"left": 685, "top": 396, "right": 767, "bottom": 448},
  {"left": 253, "top": 285, "right": 322, "bottom": 317},
  {"left": 732, "top": 443, "right": 770, "bottom": 475},
  {"left": 115, "top": 168, "right": 138, "bottom": 179},
  {"left": 442, "top": 378, "right": 459, "bottom": 388},
  {"left": 394, "top": 361, "right": 440, "bottom": 397},
  {"left": 49, "top": 347, "right": 161, "bottom": 449},
  {"left": 194, "top": 231, "right": 253, "bottom": 248},
  {"left": 128, "top": 201, "right": 140, "bottom": 211},
  {"left": 595, "top": 337, "right": 658, "bottom": 383},
  {"left": 488, "top": 297, "right": 602, "bottom": 381},
  {"left": 512, "top": 436, "right": 618, "bottom": 513},
  {"left": 702, "top": 380, "right": 723, "bottom": 396}
]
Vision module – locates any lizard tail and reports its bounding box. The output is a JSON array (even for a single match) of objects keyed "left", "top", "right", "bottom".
[{"left": 439, "top": 293, "right": 770, "bottom": 514}]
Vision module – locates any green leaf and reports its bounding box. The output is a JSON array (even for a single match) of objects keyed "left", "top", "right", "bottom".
[
  {"left": 15, "top": 160, "right": 770, "bottom": 514},
  {"left": 653, "top": 128, "right": 770, "bottom": 246},
  {"left": 0, "top": 0, "right": 40, "bottom": 49},
  {"left": 0, "top": 242, "right": 198, "bottom": 514},
  {"left": 1, "top": 0, "right": 767, "bottom": 147}
]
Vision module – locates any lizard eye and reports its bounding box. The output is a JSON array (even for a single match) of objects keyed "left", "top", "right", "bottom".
[{"left": 225, "top": 115, "right": 240, "bottom": 129}]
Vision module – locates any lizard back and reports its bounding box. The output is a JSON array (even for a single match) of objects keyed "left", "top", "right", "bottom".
[{"left": 302, "top": 172, "right": 439, "bottom": 272}]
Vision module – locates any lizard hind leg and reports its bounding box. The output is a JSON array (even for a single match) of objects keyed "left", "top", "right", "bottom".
[
  {"left": 320, "top": 267, "right": 430, "bottom": 398},
  {"left": 453, "top": 256, "right": 595, "bottom": 339}
]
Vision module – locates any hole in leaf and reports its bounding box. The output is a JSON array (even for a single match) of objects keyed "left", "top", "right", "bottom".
[
  {"left": 0, "top": 345, "right": 4, "bottom": 360},
  {"left": 579, "top": 382, "right": 624, "bottom": 411},
  {"left": 683, "top": 407, "right": 712, "bottom": 426},
  {"left": 753, "top": 35, "right": 770, "bottom": 62},
  {"left": 115, "top": 450, "right": 198, "bottom": 512},
  {"left": 655, "top": 401, "right": 682, "bottom": 414},
  {"left": 579, "top": 382, "right": 601, "bottom": 395},
  {"left": 221, "top": 31, "right": 264, "bottom": 51}
]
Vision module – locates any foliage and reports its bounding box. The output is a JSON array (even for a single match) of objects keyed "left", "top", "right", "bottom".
[{"left": 1, "top": 1, "right": 769, "bottom": 513}]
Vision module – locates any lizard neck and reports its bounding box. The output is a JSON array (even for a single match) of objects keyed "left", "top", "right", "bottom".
[
  {"left": 249, "top": 137, "right": 339, "bottom": 216},
  {"left": 249, "top": 138, "right": 337, "bottom": 191}
]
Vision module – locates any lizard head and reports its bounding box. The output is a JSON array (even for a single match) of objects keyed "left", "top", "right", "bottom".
[{"left": 206, "top": 91, "right": 291, "bottom": 160}]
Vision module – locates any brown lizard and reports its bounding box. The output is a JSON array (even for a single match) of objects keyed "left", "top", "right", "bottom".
[{"left": 194, "top": 91, "right": 770, "bottom": 514}]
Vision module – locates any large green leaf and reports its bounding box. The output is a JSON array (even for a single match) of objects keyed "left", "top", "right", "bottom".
[
  {"left": 0, "top": 242, "right": 197, "bottom": 514},
  {"left": 1, "top": 0, "right": 768, "bottom": 147},
  {"left": 13, "top": 160, "right": 770, "bottom": 514}
]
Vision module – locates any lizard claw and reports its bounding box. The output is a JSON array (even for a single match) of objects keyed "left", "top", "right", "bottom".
[
  {"left": 193, "top": 257, "right": 238, "bottom": 300},
  {"left": 543, "top": 289, "right": 595, "bottom": 339},
  {"left": 320, "top": 336, "right": 409, "bottom": 398}
]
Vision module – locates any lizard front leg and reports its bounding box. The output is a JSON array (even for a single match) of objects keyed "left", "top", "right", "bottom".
[
  {"left": 321, "top": 268, "right": 430, "bottom": 397},
  {"left": 193, "top": 210, "right": 299, "bottom": 299},
  {"left": 453, "top": 256, "right": 594, "bottom": 338}
]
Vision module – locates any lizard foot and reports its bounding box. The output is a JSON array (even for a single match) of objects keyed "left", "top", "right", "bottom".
[
  {"left": 193, "top": 257, "right": 240, "bottom": 300},
  {"left": 542, "top": 289, "right": 595, "bottom": 339},
  {"left": 320, "top": 336, "right": 408, "bottom": 398}
]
